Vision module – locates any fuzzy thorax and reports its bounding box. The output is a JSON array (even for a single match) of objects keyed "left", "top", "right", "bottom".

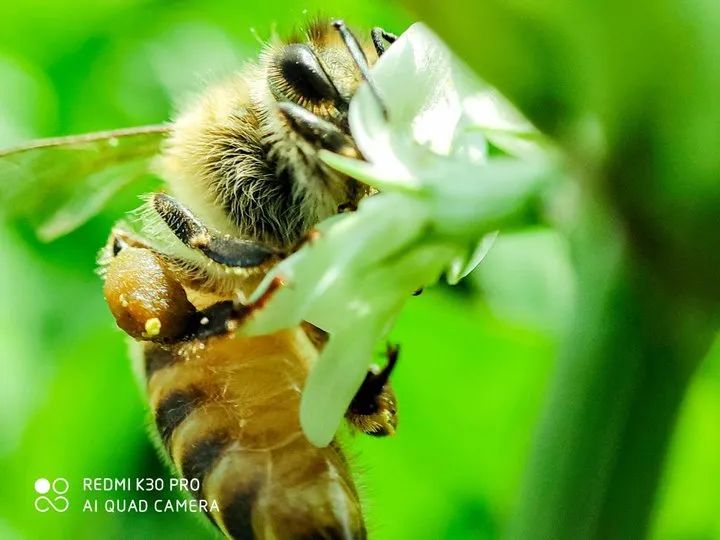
[{"left": 155, "top": 23, "right": 375, "bottom": 254}]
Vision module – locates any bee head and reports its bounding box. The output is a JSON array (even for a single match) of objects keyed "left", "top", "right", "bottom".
[{"left": 267, "top": 20, "right": 381, "bottom": 130}]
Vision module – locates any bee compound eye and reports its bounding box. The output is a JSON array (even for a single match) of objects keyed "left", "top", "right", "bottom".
[{"left": 277, "top": 44, "right": 340, "bottom": 103}]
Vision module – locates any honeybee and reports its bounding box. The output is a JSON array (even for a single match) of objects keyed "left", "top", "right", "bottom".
[{"left": 0, "top": 19, "right": 401, "bottom": 539}]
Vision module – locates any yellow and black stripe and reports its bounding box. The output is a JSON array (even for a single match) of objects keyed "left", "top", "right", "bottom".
[{"left": 143, "top": 329, "right": 366, "bottom": 540}]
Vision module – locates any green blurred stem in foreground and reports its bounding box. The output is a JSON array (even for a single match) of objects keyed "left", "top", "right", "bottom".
[
  {"left": 407, "top": 0, "right": 720, "bottom": 536},
  {"left": 509, "top": 200, "right": 716, "bottom": 539}
]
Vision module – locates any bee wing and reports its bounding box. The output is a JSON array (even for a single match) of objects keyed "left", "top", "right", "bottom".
[{"left": 0, "top": 124, "right": 171, "bottom": 241}]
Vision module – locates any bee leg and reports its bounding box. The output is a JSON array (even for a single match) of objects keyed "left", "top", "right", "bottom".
[
  {"left": 102, "top": 227, "right": 201, "bottom": 343},
  {"left": 151, "top": 193, "right": 282, "bottom": 268},
  {"left": 103, "top": 226, "right": 147, "bottom": 257},
  {"left": 346, "top": 343, "right": 399, "bottom": 437},
  {"left": 103, "top": 227, "right": 255, "bottom": 342},
  {"left": 176, "top": 275, "right": 287, "bottom": 340},
  {"left": 371, "top": 27, "right": 398, "bottom": 57},
  {"left": 276, "top": 101, "right": 358, "bottom": 156}
]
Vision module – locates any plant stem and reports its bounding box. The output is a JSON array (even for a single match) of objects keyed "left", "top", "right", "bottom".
[{"left": 508, "top": 214, "right": 715, "bottom": 539}]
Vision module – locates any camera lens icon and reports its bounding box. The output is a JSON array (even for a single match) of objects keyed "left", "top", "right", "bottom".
[
  {"left": 34, "top": 478, "right": 51, "bottom": 494},
  {"left": 34, "top": 477, "right": 69, "bottom": 512}
]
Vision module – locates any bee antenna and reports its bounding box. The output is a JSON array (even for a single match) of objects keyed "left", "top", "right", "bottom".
[{"left": 332, "top": 19, "right": 388, "bottom": 119}]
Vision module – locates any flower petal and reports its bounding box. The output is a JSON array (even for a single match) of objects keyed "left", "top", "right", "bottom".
[{"left": 446, "top": 231, "right": 499, "bottom": 285}]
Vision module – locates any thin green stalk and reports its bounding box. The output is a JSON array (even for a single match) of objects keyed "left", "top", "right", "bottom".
[{"left": 509, "top": 211, "right": 716, "bottom": 539}]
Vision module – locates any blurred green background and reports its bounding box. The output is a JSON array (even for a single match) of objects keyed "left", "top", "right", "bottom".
[{"left": 1, "top": 1, "right": 719, "bottom": 539}]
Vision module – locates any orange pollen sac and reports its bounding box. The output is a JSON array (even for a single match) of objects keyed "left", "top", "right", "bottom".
[{"left": 103, "top": 247, "right": 195, "bottom": 341}]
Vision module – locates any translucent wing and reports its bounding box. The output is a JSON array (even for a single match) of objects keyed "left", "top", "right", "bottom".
[{"left": 0, "top": 124, "right": 171, "bottom": 241}]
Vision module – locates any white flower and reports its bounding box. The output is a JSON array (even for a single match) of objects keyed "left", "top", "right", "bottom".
[{"left": 242, "top": 23, "right": 554, "bottom": 446}]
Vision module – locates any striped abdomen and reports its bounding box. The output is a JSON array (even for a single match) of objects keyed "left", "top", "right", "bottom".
[{"left": 143, "top": 327, "right": 365, "bottom": 539}]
